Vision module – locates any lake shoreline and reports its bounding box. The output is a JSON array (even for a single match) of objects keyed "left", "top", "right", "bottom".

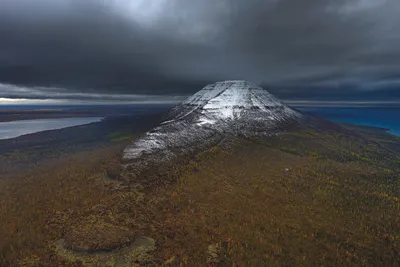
[
  {"left": 0, "top": 104, "right": 174, "bottom": 122},
  {"left": 0, "top": 113, "right": 163, "bottom": 178},
  {"left": 298, "top": 106, "right": 400, "bottom": 137},
  {"left": 0, "top": 117, "right": 104, "bottom": 140}
]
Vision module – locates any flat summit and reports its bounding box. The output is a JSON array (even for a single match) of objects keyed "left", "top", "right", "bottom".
[
  {"left": 123, "top": 80, "right": 305, "bottom": 162},
  {"left": 167, "top": 80, "right": 291, "bottom": 120}
]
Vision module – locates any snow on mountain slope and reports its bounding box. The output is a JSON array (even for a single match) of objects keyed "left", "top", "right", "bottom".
[
  {"left": 123, "top": 80, "right": 305, "bottom": 162},
  {"left": 166, "top": 80, "right": 285, "bottom": 121}
]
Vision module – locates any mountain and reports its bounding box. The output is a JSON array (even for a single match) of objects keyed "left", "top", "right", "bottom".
[
  {"left": 122, "top": 80, "right": 307, "bottom": 167},
  {"left": 13, "top": 81, "right": 400, "bottom": 266}
]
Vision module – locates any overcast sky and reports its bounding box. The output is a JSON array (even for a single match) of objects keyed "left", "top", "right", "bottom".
[{"left": 1, "top": 0, "right": 400, "bottom": 104}]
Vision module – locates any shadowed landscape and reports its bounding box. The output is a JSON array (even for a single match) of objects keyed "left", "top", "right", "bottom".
[
  {"left": 1, "top": 111, "right": 400, "bottom": 266},
  {"left": 2, "top": 0, "right": 400, "bottom": 266}
]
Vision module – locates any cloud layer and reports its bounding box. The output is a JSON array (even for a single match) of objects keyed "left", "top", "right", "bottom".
[
  {"left": 0, "top": 83, "right": 184, "bottom": 104},
  {"left": 1, "top": 0, "right": 400, "bottom": 100}
]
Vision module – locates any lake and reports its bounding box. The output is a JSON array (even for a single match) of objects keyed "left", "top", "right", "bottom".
[
  {"left": 0, "top": 117, "right": 103, "bottom": 140},
  {"left": 297, "top": 106, "right": 400, "bottom": 136}
]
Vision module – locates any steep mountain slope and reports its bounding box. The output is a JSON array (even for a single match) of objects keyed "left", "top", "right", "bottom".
[{"left": 123, "top": 80, "right": 306, "bottom": 165}]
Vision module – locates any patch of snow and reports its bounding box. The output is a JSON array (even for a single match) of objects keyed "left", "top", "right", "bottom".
[
  {"left": 197, "top": 117, "right": 216, "bottom": 126},
  {"left": 160, "top": 119, "right": 175, "bottom": 125}
]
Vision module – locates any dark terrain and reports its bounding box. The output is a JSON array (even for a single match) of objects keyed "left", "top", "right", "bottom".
[
  {"left": 1, "top": 112, "right": 400, "bottom": 266},
  {"left": 0, "top": 114, "right": 164, "bottom": 179},
  {"left": 0, "top": 105, "right": 172, "bottom": 122},
  {"left": 0, "top": 104, "right": 173, "bottom": 177}
]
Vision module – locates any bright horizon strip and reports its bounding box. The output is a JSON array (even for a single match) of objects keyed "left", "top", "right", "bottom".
[
  {"left": 0, "top": 97, "right": 181, "bottom": 105},
  {"left": 0, "top": 98, "right": 66, "bottom": 105},
  {"left": 1, "top": 97, "right": 400, "bottom": 106},
  {"left": 284, "top": 100, "right": 400, "bottom": 107}
]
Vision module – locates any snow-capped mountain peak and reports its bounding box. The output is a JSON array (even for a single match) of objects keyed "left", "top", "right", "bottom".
[
  {"left": 123, "top": 80, "right": 304, "bottom": 162},
  {"left": 166, "top": 80, "right": 284, "bottom": 122}
]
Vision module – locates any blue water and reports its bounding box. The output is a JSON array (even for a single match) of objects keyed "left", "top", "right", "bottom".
[
  {"left": 297, "top": 107, "right": 400, "bottom": 136},
  {"left": 0, "top": 117, "right": 103, "bottom": 140}
]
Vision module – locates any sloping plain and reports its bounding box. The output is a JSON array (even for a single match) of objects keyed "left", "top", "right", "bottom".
[{"left": 1, "top": 123, "right": 400, "bottom": 266}]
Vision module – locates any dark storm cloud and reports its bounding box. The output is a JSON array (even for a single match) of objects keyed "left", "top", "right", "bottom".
[
  {"left": 0, "top": 0, "right": 213, "bottom": 96},
  {"left": 0, "top": 0, "right": 400, "bottom": 100}
]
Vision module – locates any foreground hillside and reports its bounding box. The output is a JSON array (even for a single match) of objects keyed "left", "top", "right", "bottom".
[{"left": 2, "top": 123, "right": 400, "bottom": 266}]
